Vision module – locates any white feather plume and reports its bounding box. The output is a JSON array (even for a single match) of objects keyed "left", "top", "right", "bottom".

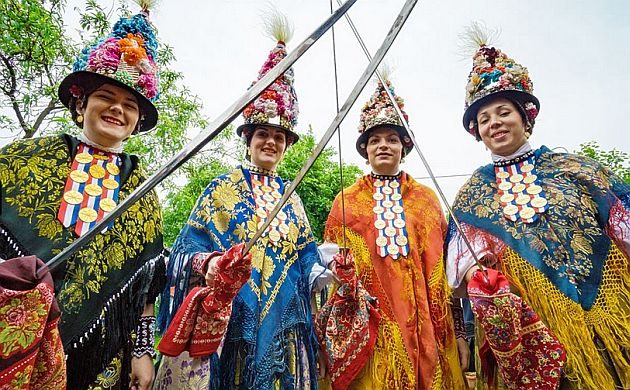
[
  {"left": 458, "top": 21, "right": 500, "bottom": 57},
  {"left": 261, "top": 6, "right": 294, "bottom": 44},
  {"left": 132, "top": 0, "right": 159, "bottom": 12}
]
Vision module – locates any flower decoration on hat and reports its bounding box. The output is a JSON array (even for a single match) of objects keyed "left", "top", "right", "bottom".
[
  {"left": 356, "top": 70, "right": 413, "bottom": 159},
  {"left": 58, "top": 0, "right": 160, "bottom": 132},
  {"left": 461, "top": 22, "right": 540, "bottom": 138},
  {"left": 237, "top": 10, "right": 300, "bottom": 145}
]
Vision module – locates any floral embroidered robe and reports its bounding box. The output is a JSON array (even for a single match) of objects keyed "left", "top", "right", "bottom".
[
  {"left": 0, "top": 135, "right": 164, "bottom": 389},
  {"left": 324, "top": 173, "right": 464, "bottom": 389},
  {"left": 447, "top": 146, "right": 630, "bottom": 389},
  {"left": 157, "top": 167, "right": 319, "bottom": 389}
]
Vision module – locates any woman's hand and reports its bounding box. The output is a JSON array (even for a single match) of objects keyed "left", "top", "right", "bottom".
[
  {"left": 129, "top": 355, "right": 155, "bottom": 390},
  {"left": 456, "top": 337, "right": 471, "bottom": 372}
]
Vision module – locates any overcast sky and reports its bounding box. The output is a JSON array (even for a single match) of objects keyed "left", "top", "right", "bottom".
[{"left": 54, "top": 0, "right": 630, "bottom": 204}]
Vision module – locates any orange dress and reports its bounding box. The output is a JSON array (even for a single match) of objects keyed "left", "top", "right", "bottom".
[{"left": 324, "top": 173, "right": 463, "bottom": 389}]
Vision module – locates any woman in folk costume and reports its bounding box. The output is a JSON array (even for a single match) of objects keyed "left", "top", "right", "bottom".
[
  {"left": 155, "top": 12, "right": 334, "bottom": 390},
  {"left": 0, "top": 1, "right": 165, "bottom": 389},
  {"left": 319, "top": 75, "right": 465, "bottom": 389},
  {"left": 446, "top": 25, "right": 630, "bottom": 389}
]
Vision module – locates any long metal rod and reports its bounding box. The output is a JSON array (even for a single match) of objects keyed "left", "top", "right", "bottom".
[
  {"left": 336, "top": 0, "right": 488, "bottom": 279},
  {"left": 44, "top": 0, "right": 358, "bottom": 274},
  {"left": 244, "top": 0, "right": 418, "bottom": 255}
]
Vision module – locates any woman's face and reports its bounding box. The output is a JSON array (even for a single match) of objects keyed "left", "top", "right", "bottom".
[
  {"left": 476, "top": 97, "right": 529, "bottom": 156},
  {"left": 366, "top": 127, "right": 403, "bottom": 175},
  {"left": 248, "top": 126, "right": 287, "bottom": 171},
  {"left": 78, "top": 83, "right": 140, "bottom": 148}
]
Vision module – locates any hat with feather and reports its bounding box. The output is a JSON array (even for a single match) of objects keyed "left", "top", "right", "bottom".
[
  {"left": 58, "top": 0, "right": 160, "bottom": 132},
  {"left": 236, "top": 11, "right": 300, "bottom": 146},
  {"left": 461, "top": 23, "right": 540, "bottom": 139}
]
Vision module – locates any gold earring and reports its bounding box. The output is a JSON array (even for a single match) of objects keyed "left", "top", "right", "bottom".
[{"left": 76, "top": 114, "right": 83, "bottom": 124}]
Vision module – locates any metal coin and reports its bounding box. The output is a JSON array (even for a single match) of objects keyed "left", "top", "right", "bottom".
[
  {"left": 503, "top": 204, "right": 519, "bottom": 216},
  {"left": 519, "top": 207, "right": 535, "bottom": 219},
  {"left": 374, "top": 220, "right": 386, "bottom": 229},
  {"left": 75, "top": 152, "right": 93, "bottom": 164},
  {"left": 376, "top": 236, "right": 388, "bottom": 246},
  {"left": 93, "top": 154, "right": 109, "bottom": 161},
  {"left": 85, "top": 183, "right": 103, "bottom": 197},
  {"left": 523, "top": 174, "right": 537, "bottom": 184},
  {"left": 393, "top": 218, "right": 406, "bottom": 228},
  {"left": 268, "top": 229, "right": 281, "bottom": 242},
  {"left": 89, "top": 165, "right": 106, "bottom": 179},
  {"left": 496, "top": 171, "right": 510, "bottom": 179},
  {"left": 498, "top": 182, "right": 513, "bottom": 191},
  {"left": 516, "top": 194, "right": 531, "bottom": 205},
  {"left": 70, "top": 170, "right": 89, "bottom": 183},
  {"left": 102, "top": 178, "right": 119, "bottom": 190},
  {"left": 279, "top": 223, "right": 289, "bottom": 234},
  {"left": 510, "top": 173, "right": 524, "bottom": 183},
  {"left": 521, "top": 163, "right": 534, "bottom": 173},
  {"left": 392, "top": 205, "right": 404, "bottom": 214},
  {"left": 63, "top": 190, "right": 84, "bottom": 205},
  {"left": 261, "top": 185, "right": 273, "bottom": 193},
  {"left": 500, "top": 193, "right": 515, "bottom": 203},
  {"left": 373, "top": 192, "right": 384, "bottom": 201},
  {"left": 512, "top": 183, "right": 526, "bottom": 193},
  {"left": 278, "top": 211, "right": 288, "bottom": 220},
  {"left": 78, "top": 207, "right": 98, "bottom": 223},
  {"left": 531, "top": 197, "right": 548, "bottom": 208},
  {"left": 100, "top": 198, "right": 117, "bottom": 212},
  {"left": 395, "top": 235, "right": 408, "bottom": 246},
  {"left": 382, "top": 200, "right": 394, "bottom": 208},
  {"left": 270, "top": 181, "right": 280, "bottom": 189},
  {"left": 385, "top": 226, "right": 396, "bottom": 237},
  {"left": 382, "top": 186, "right": 393, "bottom": 195},
  {"left": 106, "top": 162, "right": 120, "bottom": 175},
  {"left": 384, "top": 211, "right": 395, "bottom": 220},
  {"left": 272, "top": 191, "right": 282, "bottom": 199},
  {"left": 526, "top": 185, "right": 542, "bottom": 195},
  {"left": 391, "top": 193, "right": 402, "bottom": 201},
  {"left": 373, "top": 180, "right": 383, "bottom": 187},
  {"left": 256, "top": 208, "right": 267, "bottom": 218},
  {"left": 389, "top": 180, "right": 400, "bottom": 188},
  {"left": 270, "top": 218, "right": 280, "bottom": 227},
  {"left": 387, "top": 244, "right": 399, "bottom": 256},
  {"left": 373, "top": 206, "right": 385, "bottom": 214}
]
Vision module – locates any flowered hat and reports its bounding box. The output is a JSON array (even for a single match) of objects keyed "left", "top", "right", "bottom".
[
  {"left": 462, "top": 24, "right": 539, "bottom": 139},
  {"left": 356, "top": 76, "right": 413, "bottom": 159},
  {"left": 58, "top": 0, "right": 159, "bottom": 132},
  {"left": 236, "top": 13, "right": 299, "bottom": 145}
]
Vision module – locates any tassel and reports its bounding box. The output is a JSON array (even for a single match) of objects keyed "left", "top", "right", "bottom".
[
  {"left": 261, "top": 6, "right": 294, "bottom": 44},
  {"left": 458, "top": 21, "right": 500, "bottom": 57}
]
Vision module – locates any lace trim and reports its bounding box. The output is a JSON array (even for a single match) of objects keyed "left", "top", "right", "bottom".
[
  {"left": 493, "top": 149, "right": 535, "bottom": 167},
  {"left": 245, "top": 163, "right": 277, "bottom": 177}
]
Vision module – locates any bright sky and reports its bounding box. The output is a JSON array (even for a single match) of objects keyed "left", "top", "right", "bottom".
[{"left": 50, "top": 0, "right": 630, "bottom": 205}]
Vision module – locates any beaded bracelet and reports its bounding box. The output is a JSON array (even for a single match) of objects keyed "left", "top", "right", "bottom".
[{"left": 133, "top": 316, "right": 156, "bottom": 359}]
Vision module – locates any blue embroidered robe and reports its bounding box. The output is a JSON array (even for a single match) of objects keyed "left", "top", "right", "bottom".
[{"left": 159, "top": 167, "right": 319, "bottom": 389}]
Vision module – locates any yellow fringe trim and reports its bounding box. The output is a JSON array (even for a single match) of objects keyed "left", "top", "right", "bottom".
[{"left": 501, "top": 243, "right": 630, "bottom": 389}]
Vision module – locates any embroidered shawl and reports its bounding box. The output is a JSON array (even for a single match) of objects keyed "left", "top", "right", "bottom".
[
  {"left": 0, "top": 135, "right": 164, "bottom": 388},
  {"left": 158, "top": 167, "right": 319, "bottom": 388},
  {"left": 325, "top": 173, "right": 464, "bottom": 389},
  {"left": 449, "top": 146, "right": 630, "bottom": 388}
]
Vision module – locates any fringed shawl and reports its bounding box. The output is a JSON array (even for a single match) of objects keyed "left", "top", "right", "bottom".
[
  {"left": 158, "top": 167, "right": 319, "bottom": 388},
  {"left": 325, "top": 173, "right": 464, "bottom": 389},
  {"left": 449, "top": 146, "right": 630, "bottom": 389},
  {"left": 0, "top": 135, "right": 165, "bottom": 389}
]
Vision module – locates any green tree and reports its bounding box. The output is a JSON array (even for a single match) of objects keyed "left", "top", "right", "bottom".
[
  {"left": 576, "top": 141, "right": 630, "bottom": 184},
  {"left": 277, "top": 127, "right": 362, "bottom": 241}
]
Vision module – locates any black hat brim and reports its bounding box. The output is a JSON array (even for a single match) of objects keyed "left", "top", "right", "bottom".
[
  {"left": 236, "top": 123, "right": 300, "bottom": 146},
  {"left": 58, "top": 71, "right": 158, "bottom": 132},
  {"left": 356, "top": 124, "right": 413, "bottom": 160},
  {"left": 462, "top": 89, "right": 540, "bottom": 132}
]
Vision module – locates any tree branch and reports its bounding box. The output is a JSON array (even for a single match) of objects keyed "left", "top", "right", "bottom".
[
  {"left": 29, "top": 99, "right": 62, "bottom": 138},
  {"left": 0, "top": 53, "right": 30, "bottom": 136}
]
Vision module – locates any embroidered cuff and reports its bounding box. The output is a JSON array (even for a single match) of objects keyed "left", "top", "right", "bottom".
[
  {"left": 452, "top": 304, "right": 468, "bottom": 341},
  {"left": 192, "top": 252, "right": 222, "bottom": 276},
  {"left": 133, "top": 316, "right": 156, "bottom": 359}
]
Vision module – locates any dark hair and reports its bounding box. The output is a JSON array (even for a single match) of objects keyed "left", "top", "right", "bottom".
[
  {"left": 472, "top": 97, "right": 534, "bottom": 141},
  {"left": 69, "top": 82, "right": 143, "bottom": 134}
]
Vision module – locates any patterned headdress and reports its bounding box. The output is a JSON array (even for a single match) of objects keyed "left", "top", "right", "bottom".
[
  {"left": 462, "top": 23, "right": 539, "bottom": 139},
  {"left": 356, "top": 74, "right": 413, "bottom": 159},
  {"left": 58, "top": 0, "right": 160, "bottom": 132},
  {"left": 236, "top": 11, "right": 300, "bottom": 145}
]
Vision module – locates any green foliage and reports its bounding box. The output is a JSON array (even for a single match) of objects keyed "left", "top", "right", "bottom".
[
  {"left": 278, "top": 127, "right": 362, "bottom": 241},
  {"left": 576, "top": 141, "right": 630, "bottom": 184},
  {"left": 0, "top": 0, "right": 73, "bottom": 138}
]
